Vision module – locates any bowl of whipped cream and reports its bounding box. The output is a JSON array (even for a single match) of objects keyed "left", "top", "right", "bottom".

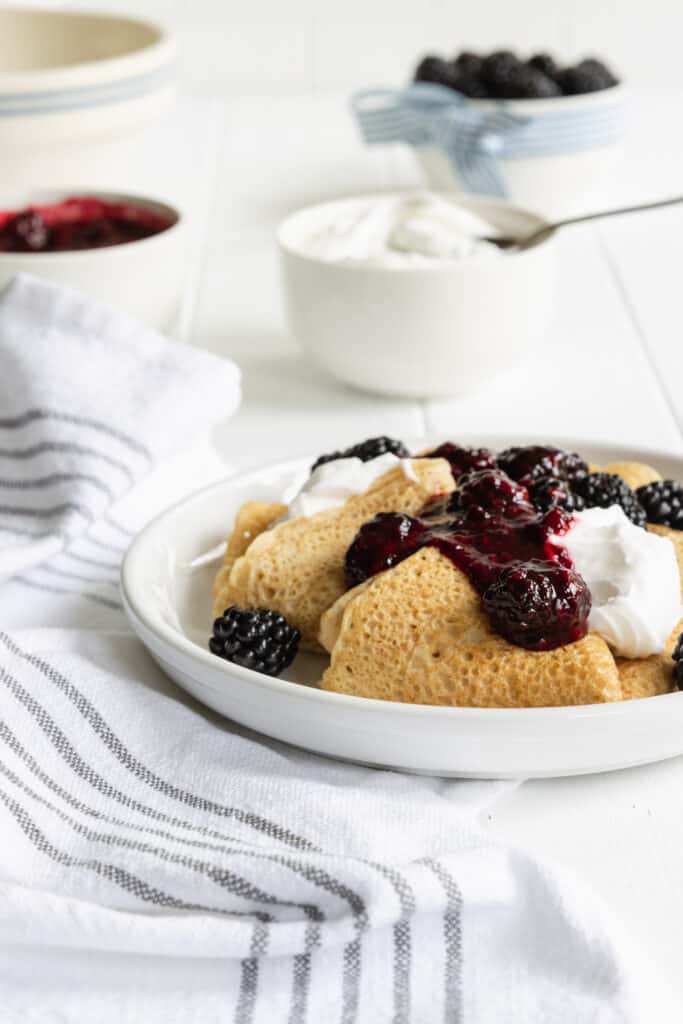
[{"left": 278, "top": 191, "right": 556, "bottom": 398}]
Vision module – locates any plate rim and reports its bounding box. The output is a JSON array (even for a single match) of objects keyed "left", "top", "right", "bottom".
[{"left": 121, "top": 433, "right": 683, "bottom": 723}]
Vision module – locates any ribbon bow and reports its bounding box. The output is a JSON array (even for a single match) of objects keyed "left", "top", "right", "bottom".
[
  {"left": 351, "top": 83, "right": 528, "bottom": 198},
  {"left": 351, "top": 83, "right": 625, "bottom": 199}
]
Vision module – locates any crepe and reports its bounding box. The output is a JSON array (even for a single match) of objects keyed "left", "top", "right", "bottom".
[
  {"left": 213, "top": 501, "right": 287, "bottom": 613},
  {"left": 213, "top": 458, "right": 454, "bottom": 649},
  {"left": 320, "top": 547, "right": 622, "bottom": 707}
]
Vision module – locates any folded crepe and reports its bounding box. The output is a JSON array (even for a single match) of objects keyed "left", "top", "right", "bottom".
[
  {"left": 319, "top": 547, "right": 623, "bottom": 707},
  {"left": 213, "top": 458, "right": 454, "bottom": 649}
]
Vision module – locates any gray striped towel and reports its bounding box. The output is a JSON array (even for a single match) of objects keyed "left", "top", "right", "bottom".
[{"left": 0, "top": 276, "right": 666, "bottom": 1022}]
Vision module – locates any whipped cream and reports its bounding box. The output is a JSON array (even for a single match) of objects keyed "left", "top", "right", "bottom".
[
  {"left": 301, "top": 193, "right": 501, "bottom": 266},
  {"left": 554, "top": 506, "right": 681, "bottom": 658},
  {"left": 284, "top": 453, "right": 416, "bottom": 519}
]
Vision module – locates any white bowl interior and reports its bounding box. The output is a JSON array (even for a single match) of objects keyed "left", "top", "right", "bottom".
[{"left": 0, "top": 9, "right": 162, "bottom": 72}]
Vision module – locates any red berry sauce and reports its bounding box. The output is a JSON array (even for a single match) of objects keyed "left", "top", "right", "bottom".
[
  {"left": 345, "top": 467, "right": 591, "bottom": 651},
  {"left": 0, "top": 196, "right": 174, "bottom": 253}
]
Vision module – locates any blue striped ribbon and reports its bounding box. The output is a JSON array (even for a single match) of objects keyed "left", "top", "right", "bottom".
[{"left": 351, "top": 82, "right": 625, "bottom": 198}]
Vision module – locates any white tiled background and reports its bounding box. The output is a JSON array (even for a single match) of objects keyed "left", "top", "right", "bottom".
[{"left": 59, "top": 0, "right": 683, "bottom": 94}]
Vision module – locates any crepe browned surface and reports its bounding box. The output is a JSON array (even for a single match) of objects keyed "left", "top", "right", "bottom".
[
  {"left": 214, "top": 458, "right": 454, "bottom": 650},
  {"left": 213, "top": 501, "right": 287, "bottom": 614},
  {"left": 320, "top": 547, "right": 623, "bottom": 707}
]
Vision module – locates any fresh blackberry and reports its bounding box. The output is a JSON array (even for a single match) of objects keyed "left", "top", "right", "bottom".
[
  {"left": 209, "top": 607, "right": 300, "bottom": 676},
  {"left": 528, "top": 53, "right": 559, "bottom": 79},
  {"left": 529, "top": 476, "right": 585, "bottom": 513},
  {"left": 345, "top": 512, "right": 427, "bottom": 586},
  {"left": 557, "top": 58, "right": 618, "bottom": 95},
  {"left": 483, "top": 562, "right": 591, "bottom": 651},
  {"left": 496, "top": 64, "right": 561, "bottom": 99},
  {"left": 480, "top": 50, "right": 520, "bottom": 91},
  {"left": 312, "top": 436, "right": 409, "bottom": 472},
  {"left": 454, "top": 51, "right": 484, "bottom": 76},
  {"left": 450, "top": 52, "right": 489, "bottom": 97},
  {"left": 9, "top": 211, "right": 51, "bottom": 252},
  {"left": 414, "top": 55, "right": 461, "bottom": 89},
  {"left": 672, "top": 633, "right": 683, "bottom": 690},
  {"left": 635, "top": 480, "right": 683, "bottom": 530},
  {"left": 572, "top": 472, "right": 646, "bottom": 526},
  {"left": 425, "top": 442, "right": 497, "bottom": 481},
  {"left": 452, "top": 71, "right": 490, "bottom": 99},
  {"left": 497, "top": 446, "right": 588, "bottom": 486}
]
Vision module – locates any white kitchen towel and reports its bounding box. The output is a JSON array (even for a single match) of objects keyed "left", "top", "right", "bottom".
[
  {"left": 0, "top": 274, "right": 241, "bottom": 583},
  {"left": 0, "top": 277, "right": 670, "bottom": 1023}
]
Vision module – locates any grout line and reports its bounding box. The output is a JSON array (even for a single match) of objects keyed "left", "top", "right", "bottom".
[
  {"left": 595, "top": 223, "right": 683, "bottom": 446},
  {"left": 417, "top": 400, "right": 430, "bottom": 441},
  {"left": 176, "top": 98, "right": 226, "bottom": 345}
]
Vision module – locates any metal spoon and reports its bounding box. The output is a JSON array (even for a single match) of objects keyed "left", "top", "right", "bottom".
[{"left": 487, "top": 195, "right": 683, "bottom": 250}]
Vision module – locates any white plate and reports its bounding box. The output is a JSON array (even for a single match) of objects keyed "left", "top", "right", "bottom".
[{"left": 121, "top": 435, "right": 683, "bottom": 779}]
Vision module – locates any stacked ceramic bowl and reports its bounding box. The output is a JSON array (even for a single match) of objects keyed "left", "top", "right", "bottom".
[{"left": 0, "top": 8, "right": 182, "bottom": 328}]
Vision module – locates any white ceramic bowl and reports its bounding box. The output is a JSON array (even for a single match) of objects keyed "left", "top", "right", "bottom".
[
  {"left": 0, "top": 189, "right": 184, "bottom": 328},
  {"left": 120, "top": 435, "right": 683, "bottom": 779},
  {"left": 278, "top": 193, "right": 556, "bottom": 398},
  {"left": 0, "top": 8, "right": 176, "bottom": 188},
  {"left": 416, "top": 86, "right": 626, "bottom": 219}
]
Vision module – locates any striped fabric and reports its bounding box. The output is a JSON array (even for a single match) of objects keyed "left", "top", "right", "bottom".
[
  {"left": 0, "top": 276, "right": 657, "bottom": 1022},
  {"left": 351, "top": 83, "right": 626, "bottom": 198}
]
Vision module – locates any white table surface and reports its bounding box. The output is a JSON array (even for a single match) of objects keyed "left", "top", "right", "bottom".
[{"left": 115, "top": 86, "right": 683, "bottom": 1007}]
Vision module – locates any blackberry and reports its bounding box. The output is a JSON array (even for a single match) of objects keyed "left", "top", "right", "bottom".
[
  {"left": 425, "top": 442, "right": 497, "bottom": 481},
  {"left": 312, "top": 436, "right": 409, "bottom": 473},
  {"left": 496, "top": 64, "right": 561, "bottom": 99},
  {"left": 414, "top": 55, "right": 461, "bottom": 89},
  {"left": 557, "top": 58, "right": 618, "bottom": 95},
  {"left": 454, "top": 51, "right": 484, "bottom": 76},
  {"left": 9, "top": 211, "right": 51, "bottom": 252},
  {"left": 572, "top": 472, "right": 646, "bottom": 526},
  {"left": 452, "top": 71, "right": 490, "bottom": 99},
  {"left": 209, "top": 607, "right": 300, "bottom": 676},
  {"left": 345, "top": 512, "right": 426, "bottom": 587},
  {"left": 529, "top": 476, "right": 585, "bottom": 513},
  {"left": 483, "top": 562, "right": 591, "bottom": 651},
  {"left": 635, "top": 480, "right": 683, "bottom": 530},
  {"left": 673, "top": 632, "right": 683, "bottom": 690},
  {"left": 528, "top": 53, "right": 559, "bottom": 79},
  {"left": 497, "top": 445, "right": 588, "bottom": 486},
  {"left": 480, "top": 50, "right": 520, "bottom": 90}
]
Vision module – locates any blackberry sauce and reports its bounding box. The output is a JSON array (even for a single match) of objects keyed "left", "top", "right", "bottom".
[
  {"left": 0, "top": 196, "right": 173, "bottom": 253},
  {"left": 344, "top": 468, "right": 591, "bottom": 651}
]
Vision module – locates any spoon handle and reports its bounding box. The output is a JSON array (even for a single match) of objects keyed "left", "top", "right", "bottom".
[{"left": 534, "top": 194, "right": 683, "bottom": 242}]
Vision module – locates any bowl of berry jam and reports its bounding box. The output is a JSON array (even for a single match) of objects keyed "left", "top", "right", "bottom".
[
  {"left": 0, "top": 191, "right": 183, "bottom": 328},
  {"left": 353, "top": 49, "right": 625, "bottom": 218}
]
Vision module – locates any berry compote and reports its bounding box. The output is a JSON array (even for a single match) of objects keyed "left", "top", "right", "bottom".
[
  {"left": 0, "top": 196, "right": 174, "bottom": 253},
  {"left": 422, "top": 443, "right": 497, "bottom": 482},
  {"left": 344, "top": 467, "right": 591, "bottom": 651}
]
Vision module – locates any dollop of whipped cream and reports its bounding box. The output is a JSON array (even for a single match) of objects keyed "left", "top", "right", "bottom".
[
  {"left": 301, "top": 193, "right": 501, "bottom": 266},
  {"left": 554, "top": 505, "right": 681, "bottom": 658},
  {"left": 284, "top": 452, "right": 417, "bottom": 520}
]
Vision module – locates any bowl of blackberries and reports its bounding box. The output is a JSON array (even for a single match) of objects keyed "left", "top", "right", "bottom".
[{"left": 410, "top": 49, "right": 625, "bottom": 216}]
